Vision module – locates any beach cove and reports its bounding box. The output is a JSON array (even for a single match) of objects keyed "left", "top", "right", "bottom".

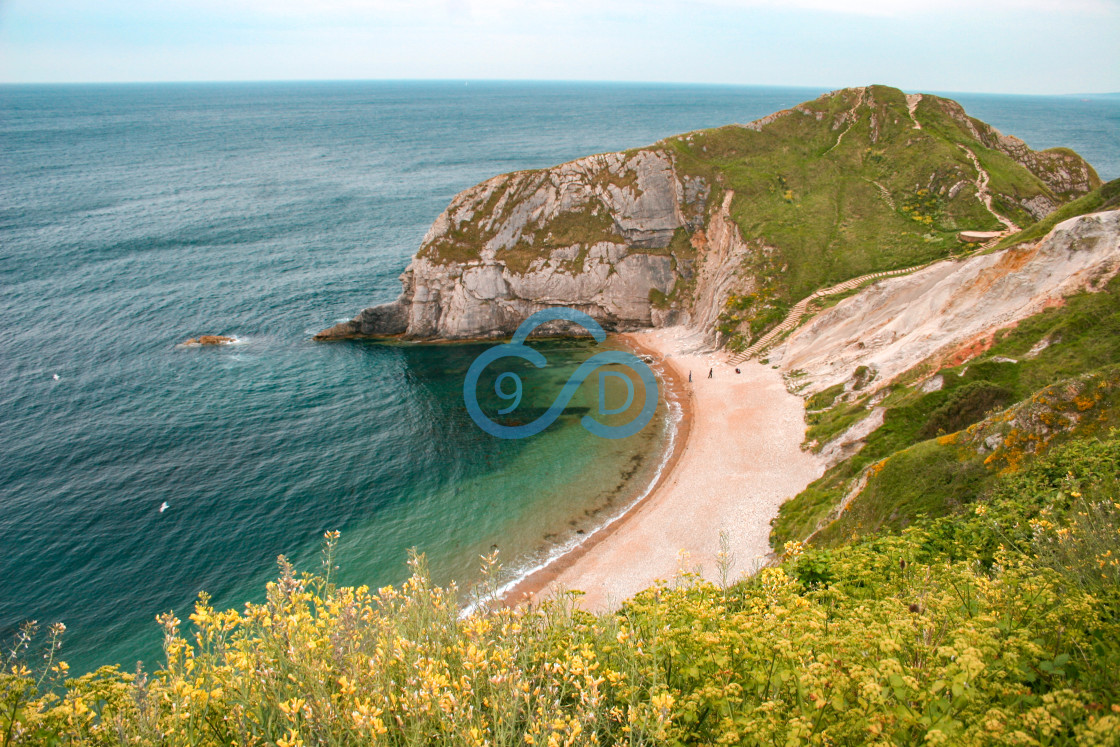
[
  {"left": 506, "top": 327, "right": 826, "bottom": 610},
  {"left": 5, "top": 82, "right": 1117, "bottom": 674}
]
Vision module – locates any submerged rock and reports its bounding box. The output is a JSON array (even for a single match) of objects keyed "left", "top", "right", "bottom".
[{"left": 181, "top": 335, "right": 235, "bottom": 346}]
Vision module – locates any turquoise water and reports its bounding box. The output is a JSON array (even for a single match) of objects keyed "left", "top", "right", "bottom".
[{"left": 1, "top": 81, "right": 1117, "bottom": 675}]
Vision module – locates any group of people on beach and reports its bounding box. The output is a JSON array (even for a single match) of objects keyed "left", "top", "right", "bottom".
[{"left": 688, "top": 367, "right": 741, "bottom": 382}]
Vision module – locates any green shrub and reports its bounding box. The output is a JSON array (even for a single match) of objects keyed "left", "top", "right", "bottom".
[{"left": 917, "top": 380, "right": 1014, "bottom": 440}]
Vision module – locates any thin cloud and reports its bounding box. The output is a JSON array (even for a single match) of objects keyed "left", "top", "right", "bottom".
[
  {"left": 142, "top": 0, "right": 1118, "bottom": 20},
  {"left": 215, "top": 0, "right": 1118, "bottom": 17},
  {"left": 8, "top": 0, "right": 1113, "bottom": 27}
]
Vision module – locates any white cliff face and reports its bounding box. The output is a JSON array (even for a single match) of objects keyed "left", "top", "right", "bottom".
[
  {"left": 385, "top": 247, "right": 679, "bottom": 339},
  {"left": 773, "top": 211, "right": 1120, "bottom": 396},
  {"left": 688, "top": 191, "right": 757, "bottom": 339},
  {"left": 319, "top": 148, "right": 713, "bottom": 340}
]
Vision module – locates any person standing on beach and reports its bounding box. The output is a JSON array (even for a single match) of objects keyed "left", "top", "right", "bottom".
[
  {"left": 688, "top": 371, "right": 692, "bottom": 382},
  {"left": 708, "top": 368, "right": 713, "bottom": 379}
]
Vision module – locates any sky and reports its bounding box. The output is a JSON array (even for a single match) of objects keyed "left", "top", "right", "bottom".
[{"left": 1, "top": 0, "right": 1118, "bottom": 94}]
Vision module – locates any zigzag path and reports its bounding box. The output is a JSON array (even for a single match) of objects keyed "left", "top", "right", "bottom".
[
  {"left": 730, "top": 141, "right": 1022, "bottom": 364},
  {"left": 729, "top": 264, "right": 931, "bottom": 363}
]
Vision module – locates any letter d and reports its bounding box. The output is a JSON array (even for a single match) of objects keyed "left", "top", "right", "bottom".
[{"left": 598, "top": 371, "right": 634, "bottom": 416}]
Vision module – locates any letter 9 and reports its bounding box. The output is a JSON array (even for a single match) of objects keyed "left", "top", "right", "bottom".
[{"left": 494, "top": 371, "right": 523, "bottom": 415}]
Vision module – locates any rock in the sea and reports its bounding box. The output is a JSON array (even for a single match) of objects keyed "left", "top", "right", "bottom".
[{"left": 181, "top": 335, "right": 235, "bottom": 346}]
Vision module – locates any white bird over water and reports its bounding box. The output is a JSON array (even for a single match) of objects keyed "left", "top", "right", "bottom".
[
  {"left": 159, "top": 502, "right": 170, "bottom": 513},
  {"left": 52, "top": 374, "right": 60, "bottom": 380}
]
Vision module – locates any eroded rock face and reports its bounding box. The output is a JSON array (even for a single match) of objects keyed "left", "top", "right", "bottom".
[
  {"left": 991, "top": 134, "right": 1099, "bottom": 204},
  {"left": 774, "top": 211, "right": 1120, "bottom": 396},
  {"left": 316, "top": 149, "right": 703, "bottom": 340},
  {"left": 688, "top": 191, "right": 757, "bottom": 340}
]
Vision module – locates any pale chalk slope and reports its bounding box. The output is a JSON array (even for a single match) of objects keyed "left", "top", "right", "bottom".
[{"left": 773, "top": 211, "right": 1120, "bottom": 396}]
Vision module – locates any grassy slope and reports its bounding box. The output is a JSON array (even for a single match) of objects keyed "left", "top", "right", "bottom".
[
  {"left": 669, "top": 88, "right": 982, "bottom": 301},
  {"left": 772, "top": 182, "right": 1120, "bottom": 548},
  {"left": 812, "top": 365, "right": 1120, "bottom": 545}
]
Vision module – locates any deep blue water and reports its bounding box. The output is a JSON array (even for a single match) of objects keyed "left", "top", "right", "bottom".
[
  {"left": 948, "top": 92, "right": 1120, "bottom": 182},
  {"left": 1, "top": 81, "right": 1117, "bottom": 675}
]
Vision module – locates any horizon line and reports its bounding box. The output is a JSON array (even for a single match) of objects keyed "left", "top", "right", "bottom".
[{"left": 1, "top": 77, "right": 1117, "bottom": 98}]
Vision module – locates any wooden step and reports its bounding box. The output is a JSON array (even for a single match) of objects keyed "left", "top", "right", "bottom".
[{"left": 728, "top": 263, "right": 930, "bottom": 363}]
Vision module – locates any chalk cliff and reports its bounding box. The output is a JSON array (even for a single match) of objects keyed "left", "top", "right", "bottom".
[{"left": 317, "top": 149, "right": 704, "bottom": 340}]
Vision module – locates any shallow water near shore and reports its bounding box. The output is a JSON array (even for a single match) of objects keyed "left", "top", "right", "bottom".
[{"left": 1, "top": 81, "right": 1118, "bottom": 674}]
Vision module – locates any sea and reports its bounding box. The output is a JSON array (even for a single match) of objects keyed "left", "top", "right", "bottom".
[{"left": 2, "top": 81, "right": 1118, "bottom": 675}]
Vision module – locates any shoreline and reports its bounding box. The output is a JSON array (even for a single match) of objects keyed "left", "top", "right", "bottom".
[
  {"left": 502, "top": 326, "right": 826, "bottom": 611},
  {"left": 498, "top": 330, "right": 694, "bottom": 607}
]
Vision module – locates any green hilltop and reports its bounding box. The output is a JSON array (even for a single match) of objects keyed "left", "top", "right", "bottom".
[
  {"left": 664, "top": 85, "right": 1099, "bottom": 343},
  {"left": 416, "top": 85, "right": 1100, "bottom": 348}
]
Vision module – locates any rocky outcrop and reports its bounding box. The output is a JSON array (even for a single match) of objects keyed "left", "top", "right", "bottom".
[
  {"left": 772, "top": 211, "right": 1120, "bottom": 396},
  {"left": 931, "top": 96, "right": 1099, "bottom": 215},
  {"left": 181, "top": 335, "right": 236, "bottom": 346},
  {"left": 318, "top": 248, "right": 680, "bottom": 340},
  {"left": 316, "top": 149, "right": 706, "bottom": 340}
]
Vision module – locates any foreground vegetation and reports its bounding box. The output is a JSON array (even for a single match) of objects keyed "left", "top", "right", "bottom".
[{"left": 4, "top": 425, "right": 1119, "bottom": 745}]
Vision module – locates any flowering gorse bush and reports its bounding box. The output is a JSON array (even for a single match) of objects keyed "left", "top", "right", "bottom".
[
  {"left": 3, "top": 543, "right": 671, "bottom": 747},
  {"left": 4, "top": 440, "right": 1120, "bottom": 745}
]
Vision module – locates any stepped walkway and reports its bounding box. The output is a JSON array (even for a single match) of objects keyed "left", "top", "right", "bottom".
[
  {"left": 729, "top": 137, "right": 1027, "bottom": 364},
  {"left": 731, "top": 151, "right": 1023, "bottom": 363},
  {"left": 729, "top": 264, "right": 930, "bottom": 363}
]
